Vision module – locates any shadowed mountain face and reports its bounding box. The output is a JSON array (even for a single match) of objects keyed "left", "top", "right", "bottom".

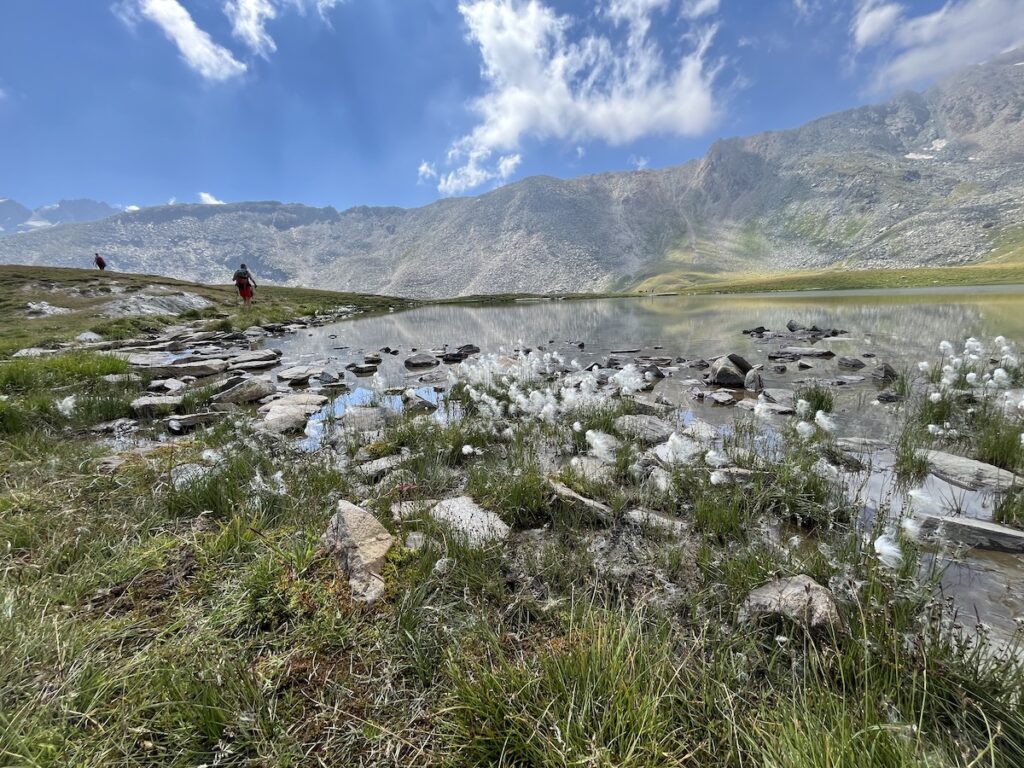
[{"left": 1, "top": 50, "right": 1023, "bottom": 297}]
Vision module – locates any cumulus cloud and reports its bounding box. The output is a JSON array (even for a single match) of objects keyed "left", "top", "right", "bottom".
[
  {"left": 124, "top": 204, "right": 141, "bottom": 212},
  {"left": 434, "top": 0, "right": 720, "bottom": 195},
  {"left": 199, "top": 191, "right": 226, "bottom": 204},
  {"left": 854, "top": 0, "right": 1024, "bottom": 91},
  {"left": 130, "top": 0, "right": 248, "bottom": 81},
  {"left": 852, "top": 1, "right": 902, "bottom": 51}
]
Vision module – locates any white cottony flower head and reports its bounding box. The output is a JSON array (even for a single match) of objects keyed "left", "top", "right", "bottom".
[
  {"left": 992, "top": 368, "right": 1010, "bottom": 388},
  {"left": 939, "top": 340, "right": 954, "bottom": 355},
  {"left": 965, "top": 372, "right": 977, "bottom": 386},
  {"left": 995, "top": 335, "right": 1007, "bottom": 347},
  {"left": 795, "top": 399, "right": 811, "bottom": 418},
  {"left": 796, "top": 421, "right": 815, "bottom": 440},
  {"left": 572, "top": 421, "right": 582, "bottom": 432},
  {"left": 814, "top": 410, "right": 836, "bottom": 433},
  {"left": 929, "top": 392, "right": 942, "bottom": 403},
  {"left": 917, "top": 361, "right": 931, "bottom": 373},
  {"left": 874, "top": 534, "right": 903, "bottom": 569}
]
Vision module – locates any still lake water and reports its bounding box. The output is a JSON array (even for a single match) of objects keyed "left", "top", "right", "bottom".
[{"left": 276, "top": 285, "right": 1024, "bottom": 642}]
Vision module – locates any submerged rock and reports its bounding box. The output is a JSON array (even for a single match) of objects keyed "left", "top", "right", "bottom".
[
  {"left": 739, "top": 575, "right": 843, "bottom": 633},
  {"left": 320, "top": 500, "right": 394, "bottom": 604},
  {"left": 837, "top": 356, "right": 865, "bottom": 370}
]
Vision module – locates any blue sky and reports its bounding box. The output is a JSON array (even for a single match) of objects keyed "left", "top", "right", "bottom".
[{"left": 1, "top": 0, "right": 1022, "bottom": 211}]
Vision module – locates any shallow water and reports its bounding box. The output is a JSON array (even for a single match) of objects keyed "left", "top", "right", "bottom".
[{"left": 275, "top": 285, "right": 1024, "bottom": 641}]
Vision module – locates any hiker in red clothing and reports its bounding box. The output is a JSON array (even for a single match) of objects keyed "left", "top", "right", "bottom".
[
  {"left": 94, "top": 253, "right": 106, "bottom": 271},
  {"left": 232, "top": 263, "right": 257, "bottom": 307}
]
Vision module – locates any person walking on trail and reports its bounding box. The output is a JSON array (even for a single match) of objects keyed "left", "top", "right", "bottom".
[
  {"left": 232, "top": 263, "right": 257, "bottom": 307},
  {"left": 94, "top": 253, "right": 106, "bottom": 271}
]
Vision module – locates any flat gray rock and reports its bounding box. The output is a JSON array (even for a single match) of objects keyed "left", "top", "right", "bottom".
[
  {"left": 429, "top": 496, "right": 510, "bottom": 546},
  {"left": 212, "top": 377, "right": 277, "bottom": 404},
  {"left": 277, "top": 365, "right": 324, "bottom": 384},
  {"left": 917, "top": 449, "right": 1024, "bottom": 492},
  {"left": 141, "top": 359, "right": 229, "bottom": 378},
  {"left": 130, "top": 395, "right": 183, "bottom": 415}
]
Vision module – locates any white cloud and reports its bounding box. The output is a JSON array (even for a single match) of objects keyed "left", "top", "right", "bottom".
[
  {"left": 124, "top": 204, "right": 141, "bottom": 212},
  {"left": 497, "top": 153, "right": 522, "bottom": 178},
  {"left": 852, "top": 1, "right": 903, "bottom": 51},
  {"left": 856, "top": 0, "right": 1024, "bottom": 90},
  {"left": 792, "top": 0, "right": 817, "bottom": 18},
  {"left": 0, "top": 87, "right": 7, "bottom": 100},
  {"left": 129, "top": 0, "right": 247, "bottom": 81},
  {"left": 417, "top": 161, "right": 438, "bottom": 183},
  {"left": 681, "top": 0, "right": 720, "bottom": 19},
  {"left": 575, "top": 145, "right": 585, "bottom": 158},
  {"left": 436, "top": 0, "right": 720, "bottom": 195},
  {"left": 199, "top": 192, "right": 226, "bottom": 204},
  {"left": 226, "top": 0, "right": 278, "bottom": 57},
  {"left": 629, "top": 154, "right": 649, "bottom": 169}
]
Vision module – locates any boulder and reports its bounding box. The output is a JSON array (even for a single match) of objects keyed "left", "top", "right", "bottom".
[
  {"left": 320, "top": 501, "right": 394, "bottom": 604},
  {"left": 727, "top": 353, "right": 753, "bottom": 374},
  {"left": 837, "top": 357, "right": 865, "bottom": 370},
  {"left": 429, "top": 496, "right": 510, "bottom": 546},
  {"left": 738, "top": 575, "right": 843, "bottom": 633},
  {"left": 405, "top": 353, "right": 439, "bottom": 369},
  {"left": 258, "top": 393, "right": 328, "bottom": 433},
  {"left": 227, "top": 349, "right": 280, "bottom": 370},
  {"left": 681, "top": 419, "right": 719, "bottom": 443},
  {"left": 76, "top": 331, "right": 104, "bottom": 343},
  {"left": 212, "top": 377, "right": 277, "bottom": 404},
  {"left": 708, "top": 357, "right": 745, "bottom": 387},
  {"left": 916, "top": 450, "right": 1024, "bottom": 492},
  {"left": 914, "top": 513, "right": 1024, "bottom": 553},
  {"left": 613, "top": 414, "right": 675, "bottom": 445},
  {"left": 350, "top": 363, "right": 378, "bottom": 376},
  {"left": 872, "top": 363, "right": 899, "bottom": 384},
  {"left": 744, "top": 369, "right": 764, "bottom": 392}
]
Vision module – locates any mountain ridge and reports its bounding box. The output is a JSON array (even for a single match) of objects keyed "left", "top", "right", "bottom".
[{"left": 1, "top": 49, "right": 1023, "bottom": 297}]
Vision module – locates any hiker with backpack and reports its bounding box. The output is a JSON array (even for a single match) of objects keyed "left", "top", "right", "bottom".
[
  {"left": 232, "top": 263, "right": 257, "bottom": 307},
  {"left": 94, "top": 253, "right": 106, "bottom": 271}
]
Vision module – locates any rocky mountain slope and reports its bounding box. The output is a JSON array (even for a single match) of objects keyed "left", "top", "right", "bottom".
[
  {"left": 1, "top": 50, "right": 1022, "bottom": 297},
  {"left": 0, "top": 198, "right": 119, "bottom": 234}
]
